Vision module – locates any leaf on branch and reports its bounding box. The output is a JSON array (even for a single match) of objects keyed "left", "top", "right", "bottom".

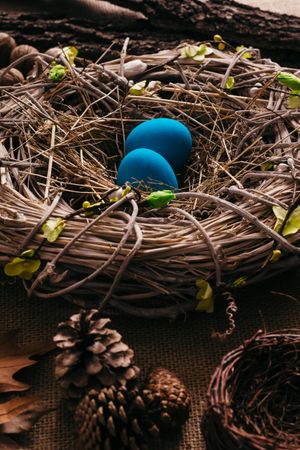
[
  {"left": 146, "top": 190, "right": 176, "bottom": 208},
  {"left": 225, "top": 76, "right": 235, "bottom": 90},
  {"left": 42, "top": 217, "right": 65, "bottom": 243},
  {"left": 276, "top": 72, "right": 300, "bottom": 90},
  {"left": 181, "top": 43, "right": 213, "bottom": 62},
  {"left": 4, "top": 253, "right": 41, "bottom": 281},
  {"left": 272, "top": 205, "right": 300, "bottom": 236},
  {"left": 287, "top": 90, "right": 300, "bottom": 109}
]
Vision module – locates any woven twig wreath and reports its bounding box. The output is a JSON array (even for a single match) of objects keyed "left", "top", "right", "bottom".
[
  {"left": 0, "top": 38, "right": 299, "bottom": 318},
  {"left": 202, "top": 329, "right": 300, "bottom": 450}
]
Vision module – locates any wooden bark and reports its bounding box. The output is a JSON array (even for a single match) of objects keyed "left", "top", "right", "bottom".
[{"left": 1, "top": 0, "right": 300, "bottom": 65}]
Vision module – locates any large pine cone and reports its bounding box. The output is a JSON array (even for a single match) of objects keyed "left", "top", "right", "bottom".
[
  {"left": 142, "top": 367, "right": 191, "bottom": 431},
  {"left": 54, "top": 309, "right": 139, "bottom": 403},
  {"left": 75, "top": 385, "right": 160, "bottom": 450}
]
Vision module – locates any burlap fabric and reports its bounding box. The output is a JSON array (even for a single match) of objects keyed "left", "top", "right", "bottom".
[{"left": 1, "top": 268, "right": 299, "bottom": 450}]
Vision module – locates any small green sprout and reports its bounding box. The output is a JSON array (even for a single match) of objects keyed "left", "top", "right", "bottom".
[
  {"left": 48, "top": 64, "right": 67, "bottom": 81},
  {"left": 181, "top": 44, "right": 213, "bottom": 63},
  {"left": 129, "top": 80, "right": 147, "bottom": 96}
]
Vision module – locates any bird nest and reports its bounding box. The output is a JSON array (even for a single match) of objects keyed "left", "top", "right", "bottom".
[
  {"left": 201, "top": 329, "right": 300, "bottom": 450},
  {"left": 0, "top": 38, "right": 299, "bottom": 318}
]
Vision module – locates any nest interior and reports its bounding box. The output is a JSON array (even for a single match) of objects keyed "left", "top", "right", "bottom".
[
  {"left": 0, "top": 39, "right": 299, "bottom": 318},
  {"left": 202, "top": 329, "right": 300, "bottom": 450}
]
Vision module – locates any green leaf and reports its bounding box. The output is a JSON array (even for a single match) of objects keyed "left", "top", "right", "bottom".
[
  {"left": 195, "top": 279, "right": 214, "bottom": 313},
  {"left": 261, "top": 162, "right": 273, "bottom": 171},
  {"left": 181, "top": 44, "right": 213, "bottom": 61},
  {"left": 48, "top": 64, "right": 67, "bottom": 81},
  {"left": 4, "top": 257, "right": 41, "bottom": 280},
  {"left": 61, "top": 46, "right": 78, "bottom": 66},
  {"left": 273, "top": 205, "right": 287, "bottom": 233},
  {"left": 4, "top": 258, "right": 27, "bottom": 277},
  {"left": 198, "top": 44, "right": 213, "bottom": 56},
  {"left": 42, "top": 218, "right": 65, "bottom": 243},
  {"left": 276, "top": 72, "right": 300, "bottom": 90},
  {"left": 231, "top": 276, "right": 247, "bottom": 287},
  {"left": 180, "top": 45, "right": 199, "bottom": 58},
  {"left": 146, "top": 190, "right": 176, "bottom": 208},
  {"left": 287, "top": 90, "right": 300, "bottom": 109},
  {"left": 272, "top": 205, "right": 300, "bottom": 236},
  {"left": 218, "top": 42, "right": 226, "bottom": 51},
  {"left": 20, "top": 249, "right": 35, "bottom": 258},
  {"left": 129, "top": 80, "right": 147, "bottom": 96},
  {"left": 225, "top": 76, "right": 235, "bottom": 90},
  {"left": 236, "top": 45, "right": 253, "bottom": 59},
  {"left": 193, "top": 54, "right": 205, "bottom": 62}
]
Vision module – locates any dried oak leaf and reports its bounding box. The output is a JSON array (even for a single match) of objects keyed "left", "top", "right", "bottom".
[
  {"left": 0, "top": 330, "right": 54, "bottom": 393},
  {"left": 0, "top": 330, "right": 54, "bottom": 448},
  {"left": 0, "top": 396, "right": 47, "bottom": 433}
]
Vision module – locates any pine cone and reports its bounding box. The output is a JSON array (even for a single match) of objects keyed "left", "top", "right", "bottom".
[
  {"left": 74, "top": 385, "right": 160, "bottom": 450},
  {"left": 142, "top": 367, "right": 191, "bottom": 432},
  {"left": 54, "top": 309, "right": 139, "bottom": 404}
]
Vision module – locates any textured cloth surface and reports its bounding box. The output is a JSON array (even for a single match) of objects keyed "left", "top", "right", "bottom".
[{"left": 0, "top": 269, "right": 299, "bottom": 450}]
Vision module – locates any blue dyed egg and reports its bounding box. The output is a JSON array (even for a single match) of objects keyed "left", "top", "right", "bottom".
[
  {"left": 125, "top": 118, "right": 192, "bottom": 172},
  {"left": 117, "top": 148, "right": 178, "bottom": 192}
]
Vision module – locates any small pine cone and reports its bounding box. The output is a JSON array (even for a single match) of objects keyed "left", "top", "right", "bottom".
[
  {"left": 75, "top": 385, "right": 160, "bottom": 450},
  {"left": 142, "top": 367, "right": 191, "bottom": 432},
  {"left": 54, "top": 309, "right": 139, "bottom": 404}
]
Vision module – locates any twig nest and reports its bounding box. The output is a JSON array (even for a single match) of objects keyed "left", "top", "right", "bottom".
[
  {"left": 202, "top": 330, "right": 300, "bottom": 450},
  {"left": 0, "top": 32, "right": 16, "bottom": 68},
  {"left": 0, "top": 68, "right": 24, "bottom": 86},
  {"left": 10, "top": 44, "right": 38, "bottom": 74}
]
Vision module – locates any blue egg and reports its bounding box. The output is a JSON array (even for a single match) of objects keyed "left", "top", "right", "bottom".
[
  {"left": 125, "top": 118, "right": 192, "bottom": 172},
  {"left": 117, "top": 148, "right": 178, "bottom": 192}
]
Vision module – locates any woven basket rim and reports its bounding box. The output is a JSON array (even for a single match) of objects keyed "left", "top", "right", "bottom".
[{"left": 202, "top": 329, "right": 300, "bottom": 450}]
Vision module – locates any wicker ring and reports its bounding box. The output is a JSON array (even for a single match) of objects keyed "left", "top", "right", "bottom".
[
  {"left": 0, "top": 39, "right": 299, "bottom": 318},
  {"left": 202, "top": 329, "right": 300, "bottom": 450}
]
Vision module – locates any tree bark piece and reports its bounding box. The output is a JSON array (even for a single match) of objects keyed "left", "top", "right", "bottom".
[{"left": 1, "top": 0, "right": 300, "bottom": 65}]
